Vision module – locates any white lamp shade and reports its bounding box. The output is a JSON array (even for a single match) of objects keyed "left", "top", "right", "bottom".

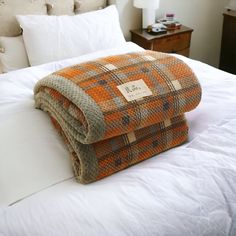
[
  {"left": 133, "top": 0, "right": 159, "bottom": 9},
  {"left": 227, "top": 0, "right": 236, "bottom": 10}
]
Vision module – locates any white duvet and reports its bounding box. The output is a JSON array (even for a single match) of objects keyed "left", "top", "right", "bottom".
[{"left": 0, "top": 42, "right": 236, "bottom": 236}]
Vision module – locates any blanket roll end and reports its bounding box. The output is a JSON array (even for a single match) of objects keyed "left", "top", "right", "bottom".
[{"left": 34, "top": 74, "right": 106, "bottom": 144}]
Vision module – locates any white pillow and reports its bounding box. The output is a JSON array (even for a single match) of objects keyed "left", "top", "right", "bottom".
[
  {"left": 0, "top": 35, "right": 30, "bottom": 73},
  {"left": 16, "top": 5, "right": 126, "bottom": 66}
]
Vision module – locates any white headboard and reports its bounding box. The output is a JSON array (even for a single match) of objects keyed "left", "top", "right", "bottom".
[{"left": 0, "top": 0, "right": 110, "bottom": 36}]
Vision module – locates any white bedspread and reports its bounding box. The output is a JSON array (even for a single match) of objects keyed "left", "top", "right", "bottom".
[{"left": 0, "top": 42, "right": 236, "bottom": 236}]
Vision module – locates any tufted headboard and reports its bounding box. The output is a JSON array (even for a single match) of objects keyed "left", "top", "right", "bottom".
[{"left": 0, "top": 0, "right": 111, "bottom": 37}]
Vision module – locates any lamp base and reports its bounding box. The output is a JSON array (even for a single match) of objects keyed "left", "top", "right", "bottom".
[{"left": 142, "top": 8, "right": 156, "bottom": 28}]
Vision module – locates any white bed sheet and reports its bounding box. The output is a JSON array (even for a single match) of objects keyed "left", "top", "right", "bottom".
[{"left": 0, "top": 42, "right": 236, "bottom": 236}]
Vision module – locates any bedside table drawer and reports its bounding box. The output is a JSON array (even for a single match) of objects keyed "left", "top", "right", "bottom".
[
  {"left": 130, "top": 26, "right": 193, "bottom": 57},
  {"left": 153, "top": 33, "right": 191, "bottom": 53}
]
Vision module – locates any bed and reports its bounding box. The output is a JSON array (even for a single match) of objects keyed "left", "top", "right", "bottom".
[{"left": 0, "top": 1, "right": 236, "bottom": 235}]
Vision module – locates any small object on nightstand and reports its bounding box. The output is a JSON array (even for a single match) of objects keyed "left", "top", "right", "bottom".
[
  {"left": 152, "top": 23, "right": 167, "bottom": 29},
  {"left": 165, "top": 22, "right": 182, "bottom": 30},
  {"left": 130, "top": 25, "right": 193, "bottom": 57},
  {"left": 157, "top": 13, "right": 182, "bottom": 31},
  {"left": 147, "top": 28, "right": 167, "bottom": 35},
  {"left": 165, "top": 13, "right": 175, "bottom": 21},
  {"left": 146, "top": 24, "right": 167, "bottom": 35}
]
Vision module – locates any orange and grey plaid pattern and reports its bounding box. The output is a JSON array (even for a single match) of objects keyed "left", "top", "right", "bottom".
[
  {"left": 34, "top": 51, "right": 201, "bottom": 183},
  {"left": 51, "top": 115, "right": 188, "bottom": 183},
  {"left": 35, "top": 51, "right": 201, "bottom": 144}
]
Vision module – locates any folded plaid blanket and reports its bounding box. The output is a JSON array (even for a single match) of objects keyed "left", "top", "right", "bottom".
[
  {"left": 51, "top": 115, "right": 188, "bottom": 183},
  {"left": 34, "top": 51, "right": 201, "bottom": 183}
]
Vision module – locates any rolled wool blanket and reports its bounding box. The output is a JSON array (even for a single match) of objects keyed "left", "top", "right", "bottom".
[{"left": 34, "top": 51, "right": 201, "bottom": 183}]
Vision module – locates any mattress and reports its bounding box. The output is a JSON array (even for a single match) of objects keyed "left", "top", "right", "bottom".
[{"left": 0, "top": 42, "right": 236, "bottom": 236}]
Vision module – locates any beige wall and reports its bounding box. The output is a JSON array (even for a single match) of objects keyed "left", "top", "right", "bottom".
[
  {"left": 113, "top": 0, "right": 141, "bottom": 40},
  {"left": 157, "top": 0, "right": 228, "bottom": 67},
  {"left": 115, "top": 0, "right": 228, "bottom": 67}
]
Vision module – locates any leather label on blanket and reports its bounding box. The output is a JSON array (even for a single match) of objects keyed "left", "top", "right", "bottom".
[{"left": 117, "top": 79, "right": 153, "bottom": 101}]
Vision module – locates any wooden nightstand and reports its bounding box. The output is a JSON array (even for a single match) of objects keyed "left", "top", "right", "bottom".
[{"left": 130, "top": 26, "right": 193, "bottom": 57}]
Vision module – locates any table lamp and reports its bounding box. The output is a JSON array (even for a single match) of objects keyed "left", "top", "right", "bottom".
[
  {"left": 226, "top": 0, "right": 236, "bottom": 10},
  {"left": 134, "top": 0, "right": 160, "bottom": 28}
]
